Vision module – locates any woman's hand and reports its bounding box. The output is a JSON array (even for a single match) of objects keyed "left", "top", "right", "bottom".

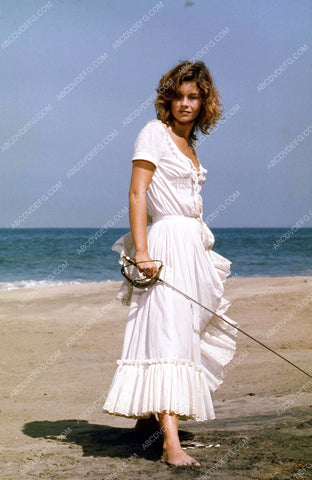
[{"left": 135, "top": 251, "right": 159, "bottom": 278}]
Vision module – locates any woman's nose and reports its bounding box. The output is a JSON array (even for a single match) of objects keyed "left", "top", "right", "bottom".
[{"left": 180, "top": 96, "right": 189, "bottom": 106}]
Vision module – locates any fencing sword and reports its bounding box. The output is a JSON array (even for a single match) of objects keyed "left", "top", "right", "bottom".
[{"left": 121, "top": 255, "right": 312, "bottom": 380}]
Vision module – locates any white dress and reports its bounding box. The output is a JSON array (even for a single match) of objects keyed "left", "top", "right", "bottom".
[{"left": 103, "top": 119, "right": 238, "bottom": 422}]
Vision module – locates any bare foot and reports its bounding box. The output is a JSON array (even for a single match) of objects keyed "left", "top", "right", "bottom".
[{"left": 161, "top": 447, "right": 201, "bottom": 467}]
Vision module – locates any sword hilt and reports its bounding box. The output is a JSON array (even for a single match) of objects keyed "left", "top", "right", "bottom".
[{"left": 121, "top": 255, "right": 163, "bottom": 289}]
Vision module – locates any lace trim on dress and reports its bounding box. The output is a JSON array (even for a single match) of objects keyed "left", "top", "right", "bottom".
[
  {"left": 117, "top": 357, "right": 206, "bottom": 372},
  {"left": 103, "top": 359, "right": 217, "bottom": 421},
  {"left": 161, "top": 121, "right": 207, "bottom": 179}
]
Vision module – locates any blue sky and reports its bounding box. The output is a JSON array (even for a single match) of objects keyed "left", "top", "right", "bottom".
[{"left": 1, "top": 0, "right": 311, "bottom": 228}]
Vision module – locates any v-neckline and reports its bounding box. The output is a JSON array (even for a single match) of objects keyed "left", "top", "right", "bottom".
[{"left": 165, "top": 124, "right": 201, "bottom": 174}]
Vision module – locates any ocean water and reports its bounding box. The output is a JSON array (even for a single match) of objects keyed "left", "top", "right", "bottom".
[{"left": 0, "top": 227, "right": 311, "bottom": 290}]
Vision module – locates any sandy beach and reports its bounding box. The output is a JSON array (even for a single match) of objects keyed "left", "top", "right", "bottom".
[{"left": 1, "top": 276, "right": 311, "bottom": 479}]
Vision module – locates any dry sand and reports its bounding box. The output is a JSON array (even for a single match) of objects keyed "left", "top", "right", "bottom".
[{"left": 1, "top": 276, "right": 312, "bottom": 479}]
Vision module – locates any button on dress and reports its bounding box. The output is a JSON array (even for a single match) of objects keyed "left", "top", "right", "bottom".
[{"left": 103, "top": 119, "right": 238, "bottom": 422}]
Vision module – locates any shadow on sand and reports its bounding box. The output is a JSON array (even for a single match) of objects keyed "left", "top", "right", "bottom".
[{"left": 22, "top": 419, "right": 194, "bottom": 461}]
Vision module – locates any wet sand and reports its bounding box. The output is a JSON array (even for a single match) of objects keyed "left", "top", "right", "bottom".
[{"left": 1, "top": 276, "right": 311, "bottom": 479}]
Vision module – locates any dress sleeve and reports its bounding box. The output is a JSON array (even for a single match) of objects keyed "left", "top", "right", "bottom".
[{"left": 131, "top": 121, "right": 165, "bottom": 167}]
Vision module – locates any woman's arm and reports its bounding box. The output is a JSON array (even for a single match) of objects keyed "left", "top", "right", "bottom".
[{"left": 129, "top": 160, "right": 159, "bottom": 277}]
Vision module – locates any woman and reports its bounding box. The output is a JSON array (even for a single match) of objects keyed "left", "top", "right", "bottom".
[{"left": 103, "top": 61, "right": 238, "bottom": 467}]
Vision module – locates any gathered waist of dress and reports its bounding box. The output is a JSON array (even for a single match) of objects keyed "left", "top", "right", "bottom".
[
  {"left": 150, "top": 214, "right": 215, "bottom": 251},
  {"left": 151, "top": 214, "right": 201, "bottom": 224}
]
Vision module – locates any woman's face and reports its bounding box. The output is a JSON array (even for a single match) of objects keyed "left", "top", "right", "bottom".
[{"left": 170, "top": 81, "right": 202, "bottom": 125}]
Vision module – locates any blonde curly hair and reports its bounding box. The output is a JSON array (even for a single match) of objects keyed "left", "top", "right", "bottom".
[{"left": 155, "top": 60, "right": 223, "bottom": 144}]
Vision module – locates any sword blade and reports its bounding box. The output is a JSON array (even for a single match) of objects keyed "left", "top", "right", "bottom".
[
  {"left": 158, "top": 278, "right": 312, "bottom": 380},
  {"left": 122, "top": 255, "right": 312, "bottom": 380}
]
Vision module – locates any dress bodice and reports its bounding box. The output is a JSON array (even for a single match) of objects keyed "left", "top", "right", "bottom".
[{"left": 131, "top": 119, "right": 207, "bottom": 222}]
